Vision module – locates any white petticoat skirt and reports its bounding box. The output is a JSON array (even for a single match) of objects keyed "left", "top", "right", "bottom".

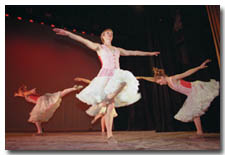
[
  {"left": 86, "top": 105, "right": 118, "bottom": 117},
  {"left": 28, "top": 92, "right": 62, "bottom": 123},
  {"left": 76, "top": 69, "right": 141, "bottom": 108},
  {"left": 174, "top": 79, "right": 219, "bottom": 122}
]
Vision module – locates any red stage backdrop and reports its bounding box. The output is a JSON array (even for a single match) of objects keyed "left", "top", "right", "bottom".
[{"left": 6, "top": 20, "right": 102, "bottom": 132}]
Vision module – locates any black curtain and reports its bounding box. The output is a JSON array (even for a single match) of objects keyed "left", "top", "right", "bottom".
[{"left": 114, "top": 6, "right": 220, "bottom": 133}]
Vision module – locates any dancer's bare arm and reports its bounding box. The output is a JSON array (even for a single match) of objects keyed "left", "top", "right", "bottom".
[
  {"left": 53, "top": 28, "right": 100, "bottom": 51},
  {"left": 136, "top": 76, "right": 156, "bottom": 83},
  {"left": 117, "top": 47, "right": 160, "bottom": 56},
  {"left": 14, "top": 88, "right": 36, "bottom": 97},
  {"left": 172, "top": 59, "right": 211, "bottom": 80},
  {"left": 23, "top": 88, "right": 36, "bottom": 96}
]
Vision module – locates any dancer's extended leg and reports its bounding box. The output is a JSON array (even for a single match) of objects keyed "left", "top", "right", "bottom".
[
  {"left": 60, "top": 85, "right": 82, "bottom": 97},
  {"left": 105, "top": 103, "right": 114, "bottom": 139}
]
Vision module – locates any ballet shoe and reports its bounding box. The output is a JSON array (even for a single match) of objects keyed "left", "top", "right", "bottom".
[
  {"left": 73, "top": 85, "right": 83, "bottom": 90},
  {"left": 107, "top": 136, "right": 118, "bottom": 144}
]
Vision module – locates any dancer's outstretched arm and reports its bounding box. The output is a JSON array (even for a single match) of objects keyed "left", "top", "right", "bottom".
[
  {"left": 23, "top": 88, "right": 37, "bottom": 96},
  {"left": 74, "top": 77, "right": 91, "bottom": 84},
  {"left": 53, "top": 28, "right": 100, "bottom": 51},
  {"left": 75, "top": 76, "right": 156, "bottom": 83},
  {"left": 116, "top": 47, "right": 160, "bottom": 56},
  {"left": 172, "top": 59, "right": 211, "bottom": 80},
  {"left": 136, "top": 76, "right": 156, "bottom": 83},
  {"left": 14, "top": 88, "right": 36, "bottom": 97}
]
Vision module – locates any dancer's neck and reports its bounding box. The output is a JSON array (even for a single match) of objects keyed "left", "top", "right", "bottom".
[{"left": 104, "top": 41, "right": 112, "bottom": 47}]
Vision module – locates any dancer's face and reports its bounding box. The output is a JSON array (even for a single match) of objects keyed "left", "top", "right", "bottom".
[
  {"left": 102, "top": 30, "right": 113, "bottom": 43},
  {"left": 156, "top": 76, "right": 168, "bottom": 85}
]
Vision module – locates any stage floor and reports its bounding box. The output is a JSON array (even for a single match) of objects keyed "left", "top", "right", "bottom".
[{"left": 6, "top": 131, "right": 220, "bottom": 151}]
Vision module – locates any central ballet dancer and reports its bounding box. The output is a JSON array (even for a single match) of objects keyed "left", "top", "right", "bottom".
[{"left": 53, "top": 28, "right": 160, "bottom": 143}]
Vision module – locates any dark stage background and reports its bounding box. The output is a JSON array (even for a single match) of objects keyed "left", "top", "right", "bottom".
[{"left": 5, "top": 5, "right": 220, "bottom": 133}]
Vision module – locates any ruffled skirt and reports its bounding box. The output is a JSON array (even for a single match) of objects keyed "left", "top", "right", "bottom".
[
  {"left": 28, "top": 92, "right": 62, "bottom": 123},
  {"left": 174, "top": 79, "right": 219, "bottom": 122},
  {"left": 76, "top": 69, "right": 141, "bottom": 108}
]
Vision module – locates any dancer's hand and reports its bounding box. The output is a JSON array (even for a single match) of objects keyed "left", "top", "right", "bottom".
[
  {"left": 53, "top": 28, "right": 69, "bottom": 36},
  {"left": 199, "top": 59, "right": 211, "bottom": 69},
  {"left": 149, "top": 51, "right": 160, "bottom": 56},
  {"left": 14, "top": 92, "right": 20, "bottom": 97},
  {"left": 14, "top": 92, "right": 23, "bottom": 97}
]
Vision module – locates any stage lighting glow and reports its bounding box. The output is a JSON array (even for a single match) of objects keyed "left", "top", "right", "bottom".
[{"left": 7, "top": 15, "right": 98, "bottom": 37}]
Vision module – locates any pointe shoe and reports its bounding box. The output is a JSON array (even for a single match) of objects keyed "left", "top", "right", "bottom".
[
  {"left": 107, "top": 136, "right": 118, "bottom": 144},
  {"left": 73, "top": 85, "right": 83, "bottom": 90}
]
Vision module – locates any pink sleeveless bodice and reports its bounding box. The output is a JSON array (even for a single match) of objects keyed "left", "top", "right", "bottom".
[
  {"left": 97, "top": 45, "right": 120, "bottom": 77},
  {"left": 169, "top": 77, "right": 192, "bottom": 96},
  {"left": 28, "top": 95, "right": 40, "bottom": 102}
]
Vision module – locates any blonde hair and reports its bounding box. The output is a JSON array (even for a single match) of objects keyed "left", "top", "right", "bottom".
[
  {"left": 100, "top": 28, "right": 113, "bottom": 43},
  {"left": 14, "top": 84, "right": 27, "bottom": 97},
  {"left": 153, "top": 67, "right": 167, "bottom": 80}
]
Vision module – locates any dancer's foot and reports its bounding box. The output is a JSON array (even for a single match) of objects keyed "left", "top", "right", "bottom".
[
  {"left": 73, "top": 84, "right": 83, "bottom": 90},
  {"left": 189, "top": 134, "right": 204, "bottom": 139},
  {"left": 101, "top": 132, "right": 106, "bottom": 136},
  {"left": 107, "top": 136, "right": 118, "bottom": 144},
  {"left": 196, "top": 131, "right": 204, "bottom": 135},
  {"left": 91, "top": 118, "right": 97, "bottom": 124}
]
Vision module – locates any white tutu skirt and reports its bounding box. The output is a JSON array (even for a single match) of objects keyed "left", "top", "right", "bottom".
[
  {"left": 174, "top": 79, "right": 219, "bottom": 122},
  {"left": 86, "top": 105, "right": 118, "bottom": 117},
  {"left": 76, "top": 69, "right": 141, "bottom": 108},
  {"left": 28, "top": 92, "right": 62, "bottom": 123}
]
